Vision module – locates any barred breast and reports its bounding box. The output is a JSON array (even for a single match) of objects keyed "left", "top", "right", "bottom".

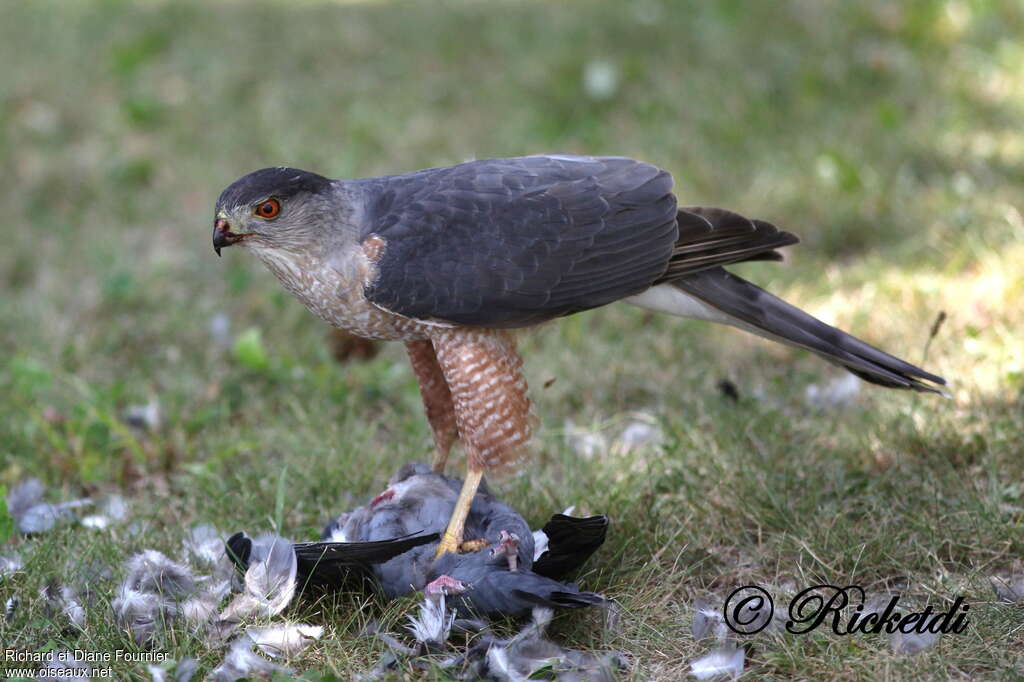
[{"left": 250, "top": 242, "right": 433, "bottom": 341}]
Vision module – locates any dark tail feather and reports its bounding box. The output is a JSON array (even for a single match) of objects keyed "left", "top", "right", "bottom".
[
  {"left": 520, "top": 588, "right": 608, "bottom": 609},
  {"left": 672, "top": 268, "right": 947, "bottom": 393},
  {"left": 453, "top": 570, "right": 607, "bottom": 617},
  {"left": 532, "top": 514, "right": 608, "bottom": 580}
]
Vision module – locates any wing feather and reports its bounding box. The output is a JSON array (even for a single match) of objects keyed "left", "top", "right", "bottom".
[{"left": 360, "top": 155, "right": 678, "bottom": 327}]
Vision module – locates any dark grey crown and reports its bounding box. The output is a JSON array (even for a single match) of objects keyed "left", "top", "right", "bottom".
[{"left": 216, "top": 167, "right": 333, "bottom": 210}]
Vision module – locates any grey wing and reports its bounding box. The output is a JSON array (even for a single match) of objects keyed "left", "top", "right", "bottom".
[
  {"left": 292, "top": 534, "right": 439, "bottom": 590},
  {"left": 361, "top": 156, "right": 678, "bottom": 327}
]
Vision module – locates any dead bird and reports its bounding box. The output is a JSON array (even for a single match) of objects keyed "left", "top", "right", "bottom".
[
  {"left": 321, "top": 462, "right": 609, "bottom": 617},
  {"left": 529, "top": 514, "right": 608, "bottom": 581},
  {"left": 431, "top": 533, "right": 607, "bottom": 617},
  {"left": 227, "top": 463, "right": 609, "bottom": 618}
]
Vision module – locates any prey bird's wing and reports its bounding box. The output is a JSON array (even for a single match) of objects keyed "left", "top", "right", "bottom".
[
  {"left": 532, "top": 514, "right": 609, "bottom": 580},
  {"left": 292, "top": 533, "right": 440, "bottom": 588},
  {"left": 360, "top": 155, "right": 678, "bottom": 328},
  {"left": 226, "top": 531, "right": 440, "bottom": 590}
]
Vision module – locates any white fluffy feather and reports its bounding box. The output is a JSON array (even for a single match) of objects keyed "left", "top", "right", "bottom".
[
  {"left": 406, "top": 594, "right": 454, "bottom": 645},
  {"left": 246, "top": 622, "right": 324, "bottom": 658},
  {"left": 690, "top": 647, "right": 745, "bottom": 680}
]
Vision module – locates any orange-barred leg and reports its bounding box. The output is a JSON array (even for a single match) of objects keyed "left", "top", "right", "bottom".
[
  {"left": 430, "top": 330, "right": 534, "bottom": 557},
  {"left": 406, "top": 340, "right": 459, "bottom": 473}
]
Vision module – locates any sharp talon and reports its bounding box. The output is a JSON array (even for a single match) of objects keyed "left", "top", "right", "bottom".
[{"left": 460, "top": 538, "right": 490, "bottom": 553}]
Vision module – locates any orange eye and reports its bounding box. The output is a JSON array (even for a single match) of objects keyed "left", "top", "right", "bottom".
[{"left": 255, "top": 198, "right": 280, "bottom": 219}]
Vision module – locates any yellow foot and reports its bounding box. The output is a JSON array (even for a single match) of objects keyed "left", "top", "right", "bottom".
[
  {"left": 435, "top": 533, "right": 461, "bottom": 557},
  {"left": 460, "top": 538, "right": 490, "bottom": 553},
  {"left": 434, "top": 468, "right": 483, "bottom": 558}
]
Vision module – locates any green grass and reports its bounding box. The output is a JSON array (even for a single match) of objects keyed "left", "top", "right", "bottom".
[{"left": 1, "top": 0, "right": 1023, "bottom": 679}]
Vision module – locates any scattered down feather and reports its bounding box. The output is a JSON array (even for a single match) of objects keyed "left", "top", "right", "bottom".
[
  {"left": 182, "top": 524, "right": 225, "bottom": 567},
  {"left": 890, "top": 630, "right": 939, "bottom": 655},
  {"left": 365, "top": 601, "right": 626, "bottom": 681},
  {"left": 7, "top": 477, "right": 91, "bottom": 534},
  {"left": 41, "top": 582, "right": 86, "bottom": 632},
  {"left": 0, "top": 553, "right": 23, "bottom": 580},
  {"left": 209, "top": 635, "right": 293, "bottom": 682},
  {"left": 472, "top": 607, "right": 628, "bottom": 681},
  {"left": 112, "top": 550, "right": 229, "bottom": 646},
  {"left": 990, "top": 575, "right": 1024, "bottom": 604},
  {"left": 690, "top": 647, "right": 745, "bottom": 680},
  {"left": 245, "top": 622, "right": 324, "bottom": 658},
  {"left": 80, "top": 495, "right": 129, "bottom": 530},
  {"left": 220, "top": 534, "right": 297, "bottom": 621},
  {"left": 146, "top": 657, "right": 198, "bottom": 682}
]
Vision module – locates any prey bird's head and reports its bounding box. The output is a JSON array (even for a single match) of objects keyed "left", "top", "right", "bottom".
[{"left": 212, "top": 167, "right": 336, "bottom": 257}]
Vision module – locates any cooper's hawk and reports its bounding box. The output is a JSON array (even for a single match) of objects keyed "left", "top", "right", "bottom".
[{"left": 211, "top": 155, "right": 945, "bottom": 556}]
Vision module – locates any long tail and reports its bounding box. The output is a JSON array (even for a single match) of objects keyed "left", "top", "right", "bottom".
[
  {"left": 625, "top": 206, "right": 946, "bottom": 392},
  {"left": 627, "top": 269, "right": 945, "bottom": 393},
  {"left": 665, "top": 268, "right": 946, "bottom": 392}
]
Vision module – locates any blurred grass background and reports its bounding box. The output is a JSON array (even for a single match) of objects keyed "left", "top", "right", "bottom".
[{"left": 1, "top": 0, "right": 1022, "bottom": 679}]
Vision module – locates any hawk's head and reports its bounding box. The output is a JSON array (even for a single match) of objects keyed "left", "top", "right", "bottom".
[{"left": 212, "top": 167, "right": 336, "bottom": 256}]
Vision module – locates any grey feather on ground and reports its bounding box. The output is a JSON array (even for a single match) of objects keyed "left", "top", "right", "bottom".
[{"left": 112, "top": 550, "right": 229, "bottom": 646}]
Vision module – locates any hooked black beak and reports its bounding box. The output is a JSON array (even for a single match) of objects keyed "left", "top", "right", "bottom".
[{"left": 212, "top": 218, "right": 243, "bottom": 257}]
